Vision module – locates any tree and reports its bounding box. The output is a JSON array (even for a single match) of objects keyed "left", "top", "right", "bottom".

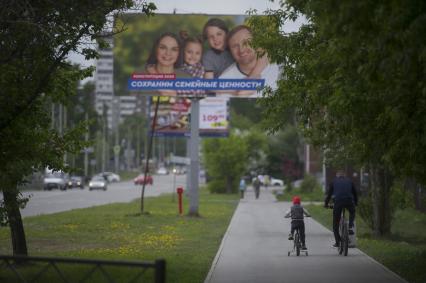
[
  {"left": 248, "top": 0, "right": 426, "bottom": 235},
  {"left": 203, "top": 135, "right": 248, "bottom": 194},
  {"left": 0, "top": 1, "right": 156, "bottom": 256},
  {"left": 267, "top": 126, "right": 303, "bottom": 181}
]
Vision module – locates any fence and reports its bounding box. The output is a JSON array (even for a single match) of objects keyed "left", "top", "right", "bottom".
[{"left": 0, "top": 254, "right": 165, "bottom": 283}]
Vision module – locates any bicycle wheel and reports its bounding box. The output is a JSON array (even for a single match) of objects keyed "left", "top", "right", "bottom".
[
  {"left": 295, "top": 233, "right": 300, "bottom": 256},
  {"left": 338, "top": 223, "right": 344, "bottom": 255},
  {"left": 342, "top": 224, "right": 349, "bottom": 256}
]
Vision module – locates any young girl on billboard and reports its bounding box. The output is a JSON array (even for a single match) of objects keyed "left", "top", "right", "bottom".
[
  {"left": 202, "top": 18, "right": 234, "bottom": 78},
  {"left": 179, "top": 31, "right": 205, "bottom": 78}
]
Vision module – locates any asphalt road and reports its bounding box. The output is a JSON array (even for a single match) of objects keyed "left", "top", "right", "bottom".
[{"left": 14, "top": 174, "right": 187, "bottom": 217}]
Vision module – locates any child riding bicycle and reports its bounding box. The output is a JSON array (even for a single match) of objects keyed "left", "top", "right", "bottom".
[{"left": 285, "top": 196, "right": 311, "bottom": 250}]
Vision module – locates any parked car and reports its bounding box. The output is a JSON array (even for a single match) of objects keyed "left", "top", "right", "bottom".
[
  {"left": 156, "top": 167, "right": 169, "bottom": 175},
  {"left": 43, "top": 171, "right": 68, "bottom": 191},
  {"left": 270, "top": 177, "right": 284, "bottom": 186},
  {"left": 134, "top": 174, "right": 153, "bottom": 185},
  {"left": 95, "top": 172, "right": 120, "bottom": 183},
  {"left": 89, "top": 176, "right": 107, "bottom": 191},
  {"left": 67, "top": 176, "right": 84, "bottom": 189}
]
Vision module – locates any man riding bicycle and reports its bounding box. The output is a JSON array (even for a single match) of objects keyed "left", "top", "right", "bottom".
[{"left": 324, "top": 170, "right": 358, "bottom": 248}]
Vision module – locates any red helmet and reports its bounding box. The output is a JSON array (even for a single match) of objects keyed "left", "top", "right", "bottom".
[{"left": 292, "top": 196, "right": 301, "bottom": 205}]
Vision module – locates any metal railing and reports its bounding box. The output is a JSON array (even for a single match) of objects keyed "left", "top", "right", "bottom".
[{"left": 0, "top": 254, "right": 165, "bottom": 283}]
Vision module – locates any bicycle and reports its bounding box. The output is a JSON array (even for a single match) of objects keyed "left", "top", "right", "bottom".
[
  {"left": 287, "top": 227, "right": 308, "bottom": 256},
  {"left": 328, "top": 205, "right": 349, "bottom": 256}
]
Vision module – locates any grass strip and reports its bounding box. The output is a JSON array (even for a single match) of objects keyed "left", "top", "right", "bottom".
[{"left": 0, "top": 188, "right": 239, "bottom": 283}]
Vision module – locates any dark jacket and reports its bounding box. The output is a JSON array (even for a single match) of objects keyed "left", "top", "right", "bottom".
[{"left": 325, "top": 176, "right": 358, "bottom": 206}]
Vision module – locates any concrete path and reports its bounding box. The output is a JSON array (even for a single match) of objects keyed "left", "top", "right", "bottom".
[{"left": 205, "top": 187, "right": 407, "bottom": 283}]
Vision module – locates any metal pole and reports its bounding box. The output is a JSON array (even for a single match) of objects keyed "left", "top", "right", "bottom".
[
  {"left": 114, "top": 98, "right": 120, "bottom": 173},
  {"left": 188, "top": 98, "right": 200, "bottom": 216},
  {"left": 141, "top": 96, "right": 160, "bottom": 214},
  {"left": 172, "top": 168, "right": 176, "bottom": 202}
]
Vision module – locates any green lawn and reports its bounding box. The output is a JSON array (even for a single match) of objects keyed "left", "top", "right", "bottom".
[
  {"left": 0, "top": 189, "right": 239, "bottom": 283},
  {"left": 305, "top": 204, "right": 426, "bottom": 283}
]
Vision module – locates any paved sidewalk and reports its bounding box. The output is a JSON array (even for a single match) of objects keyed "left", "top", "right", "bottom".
[{"left": 205, "top": 187, "right": 407, "bottom": 283}]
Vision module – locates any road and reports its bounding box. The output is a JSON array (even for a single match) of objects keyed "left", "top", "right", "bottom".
[{"left": 14, "top": 174, "right": 187, "bottom": 218}]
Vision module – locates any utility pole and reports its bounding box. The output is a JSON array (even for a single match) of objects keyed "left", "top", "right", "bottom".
[
  {"left": 102, "top": 103, "right": 107, "bottom": 172},
  {"left": 84, "top": 112, "right": 89, "bottom": 178},
  {"left": 113, "top": 97, "right": 120, "bottom": 173},
  {"left": 63, "top": 105, "right": 67, "bottom": 164}
]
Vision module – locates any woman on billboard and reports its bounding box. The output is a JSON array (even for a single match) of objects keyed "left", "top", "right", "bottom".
[{"left": 145, "top": 32, "right": 191, "bottom": 96}]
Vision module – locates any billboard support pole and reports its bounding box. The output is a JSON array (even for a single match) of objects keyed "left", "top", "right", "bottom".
[
  {"left": 188, "top": 98, "right": 200, "bottom": 216},
  {"left": 141, "top": 96, "right": 160, "bottom": 214}
]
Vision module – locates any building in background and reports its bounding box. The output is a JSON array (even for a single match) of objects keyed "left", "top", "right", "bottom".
[{"left": 94, "top": 35, "right": 141, "bottom": 129}]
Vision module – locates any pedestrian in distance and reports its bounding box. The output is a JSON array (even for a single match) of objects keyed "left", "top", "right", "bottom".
[
  {"left": 253, "top": 176, "right": 261, "bottom": 199},
  {"left": 239, "top": 177, "right": 246, "bottom": 199},
  {"left": 324, "top": 170, "right": 358, "bottom": 248},
  {"left": 285, "top": 196, "right": 310, "bottom": 250}
]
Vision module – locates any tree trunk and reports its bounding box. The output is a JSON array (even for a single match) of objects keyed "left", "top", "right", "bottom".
[
  {"left": 3, "top": 190, "right": 28, "bottom": 256},
  {"left": 405, "top": 178, "right": 425, "bottom": 212},
  {"left": 226, "top": 177, "right": 233, "bottom": 194},
  {"left": 370, "top": 165, "right": 393, "bottom": 236}
]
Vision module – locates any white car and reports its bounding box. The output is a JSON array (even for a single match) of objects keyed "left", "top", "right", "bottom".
[
  {"left": 270, "top": 178, "right": 284, "bottom": 186},
  {"left": 89, "top": 176, "right": 107, "bottom": 191},
  {"left": 96, "top": 172, "right": 120, "bottom": 183},
  {"left": 156, "top": 167, "right": 169, "bottom": 175}
]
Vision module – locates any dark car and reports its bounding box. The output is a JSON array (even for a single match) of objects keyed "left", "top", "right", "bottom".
[
  {"left": 134, "top": 174, "right": 153, "bottom": 185},
  {"left": 67, "top": 176, "right": 84, "bottom": 189}
]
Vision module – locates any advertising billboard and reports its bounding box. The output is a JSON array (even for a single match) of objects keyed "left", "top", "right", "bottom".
[
  {"left": 115, "top": 13, "right": 280, "bottom": 97},
  {"left": 114, "top": 14, "right": 279, "bottom": 135},
  {"left": 149, "top": 96, "right": 228, "bottom": 137}
]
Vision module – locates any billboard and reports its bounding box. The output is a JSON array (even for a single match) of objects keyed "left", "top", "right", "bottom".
[
  {"left": 114, "top": 14, "right": 280, "bottom": 136},
  {"left": 114, "top": 14, "right": 280, "bottom": 98},
  {"left": 149, "top": 96, "right": 228, "bottom": 137}
]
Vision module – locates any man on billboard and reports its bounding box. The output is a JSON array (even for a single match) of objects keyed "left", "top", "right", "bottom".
[{"left": 219, "top": 25, "right": 280, "bottom": 98}]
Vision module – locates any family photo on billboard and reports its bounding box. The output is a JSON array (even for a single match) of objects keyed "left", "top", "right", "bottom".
[
  {"left": 115, "top": 14, "right": 280, "bottom": 136},
  {"left": 118, "top": 14, "right": 280, "bottom": 98}
]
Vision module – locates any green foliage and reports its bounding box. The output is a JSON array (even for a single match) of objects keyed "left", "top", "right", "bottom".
[
  {"left": 358, "top": 192, "right": 375, "bottom": 231},
  {"left": 207, "top": 179, "right": 228, "bottom": 194},
  {"left": 285, "top": 181, "right": 294, "bottom": 193},
  {"left": 248, "top": 1, "right": 426, "bottom": 185},
  {"left": 300, "top": 174, "right": 321, "bottom": 193},
  {"left": 266, "top": 126, "right": 304, "bottom": 180},
  {"left": 358, "top": 179, "right": 417, "bottom": 232},
  {"left": 390, "top": 180, "right": 415, "bottom": 211},
  {"left": 277, "top": 183, "right": 324, "bottom": 202},
  {"left": 244, "top": 129, "right": 269, "bottom": 174},
  {"left": 203, "top": 134, "right": 248, "bottom": 193},
  {"left": 0, "top": 0, "right": 156, "bottom": 254}
]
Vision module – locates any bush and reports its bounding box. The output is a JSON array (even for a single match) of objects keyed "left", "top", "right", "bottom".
[
  {"left": 285, "top": 181, "right": 293, "bottom": 193},
  {"left": 207, "top": 179, "right": 227, "bottom": 194},
  {"left": 300, "top": 174, "right": 321, "bottom": 193},
  {"left": 358, "top": 191, "right": 375, "bottom": 230}
]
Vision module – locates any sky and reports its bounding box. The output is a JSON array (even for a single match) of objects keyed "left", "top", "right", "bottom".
[{"left": 69, "top": 0, "right": 305, "bottom": 78}]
